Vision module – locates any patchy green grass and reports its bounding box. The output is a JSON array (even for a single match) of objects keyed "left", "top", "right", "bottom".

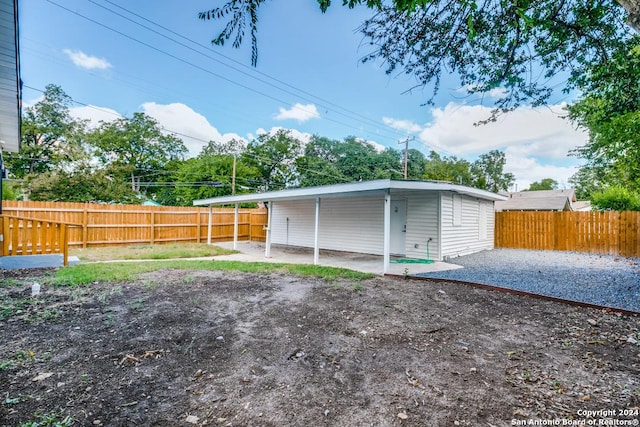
[
  {"left": 70, "top": 243, "right": 237, "bottom": 262},
  {"left": 50, "top": 260, "right": 374, "bottom": 287},
  {"left": 0, "top": 296, "right": 35, "bottom": 320},
  {"left": 17, "top": 412, "right": 73, "bottom": 427},
  {"left": 0, "top": 278, "right": 23, "bottom": 288},
  {"left": 0, "top": 350, "right": 35, "bottom": 372}
]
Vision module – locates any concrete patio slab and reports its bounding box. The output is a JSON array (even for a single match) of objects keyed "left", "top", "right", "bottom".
[
  {"left": 0, "top": 255, "right": 80, "bottom": 270},
  {"left": 214, "top": 241, "right": 463, "bottom": 276}
]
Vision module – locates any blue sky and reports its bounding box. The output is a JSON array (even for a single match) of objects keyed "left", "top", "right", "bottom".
[{"left": 20, "top": 0, "right": 588, "bottom": 190}]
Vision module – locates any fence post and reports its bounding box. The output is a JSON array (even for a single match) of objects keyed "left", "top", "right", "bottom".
[
  {"left": 0, "top": 216, "right": 3, "bottom": 257},
  {"left": 61, "top": 223, "right": 68, "bottom": 266},
  {"left": 150, "top": 211, "right": 155, "bottom": 244},
  {"left": 617, "top": 211, "right": 625, "bottom": 257},
  {"left": 5, "top": 216, "right": 13, "bottom": 255},
  {"left": 196, "top": 209, "right": 201, "bottom": 243},
  {"left": 207, "top": 205, "right": 213, "bottom": 245},
  {"left": 82, "top": 204, "right": 88, "bottom": 249}
]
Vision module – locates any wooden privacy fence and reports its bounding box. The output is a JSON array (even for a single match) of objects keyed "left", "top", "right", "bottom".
[
  {"left": 495, "top": 211, "right": 640, "bottom": 257},
  {"left": 0, "top": 215, "right": 70, "bottom": 265},
  {"left": 1, "top": 201, "right": 268, "bottom": 248}
]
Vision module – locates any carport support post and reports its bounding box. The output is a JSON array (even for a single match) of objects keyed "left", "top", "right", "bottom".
[
  {"left": 383, "top": 191, "right": 391, "bottom": 274},
  {"left": 233, "top": 203, "right": 239, "bottom": 250},
  {"left": 207, "top": 205, "right": 213, "bottom": 245},
  {"left": 313, "top": 197, "right": 321, "bottom": 265},
  {"left": 265, "top": 201, "right": 273, "bottom": 258}
]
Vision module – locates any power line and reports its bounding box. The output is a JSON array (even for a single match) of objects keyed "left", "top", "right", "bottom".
[
  {"left": 44, "top": 0, "right": 408, "bottom": 142},
  {"left": 93, "top": 0, "right": 407, "bottom": 139},
  {"left": 19, "top": 85, "right": 401, "bottom": 188}
]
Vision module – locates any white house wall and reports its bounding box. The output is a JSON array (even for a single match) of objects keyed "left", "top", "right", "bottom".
[
  {"left": 270, "top": 196, "right": 384, "bottom": 254},
  {"left": 269, "top": 191, "right": 494, "bottom": 260},
  {"left": 392, "top": 190, "right": 440, "bottom": 261},
  {"left": 440, "top": 193, "right": 495, "bottom": 259}
]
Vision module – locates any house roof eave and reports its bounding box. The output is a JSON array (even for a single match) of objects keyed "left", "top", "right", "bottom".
[{"left": 193, "top": 179, "right": 507, "bottom": 206}]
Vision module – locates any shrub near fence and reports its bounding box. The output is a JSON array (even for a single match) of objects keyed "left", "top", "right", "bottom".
[
  {"left": 495, "top": 211, "right": 640, "bottom": 258},
  {"left": 1, "top": 201, "right": 268, "bottom": 248}
]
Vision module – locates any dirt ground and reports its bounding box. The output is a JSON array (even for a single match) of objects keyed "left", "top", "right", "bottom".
[{"left": 1, "top": 267, "right": 639, "bottom": 427}]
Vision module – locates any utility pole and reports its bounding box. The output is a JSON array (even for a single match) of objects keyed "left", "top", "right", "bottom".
[{"left": 398, "top": 136, "right": 415, "bottom": 180}]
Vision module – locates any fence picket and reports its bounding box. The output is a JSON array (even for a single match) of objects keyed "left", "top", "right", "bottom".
[
  {"left": 495, "top": 211, "right": 640, "bottom": 257},
  {"left": 1, "top": 201, "right": 268, "bottom": 248}
]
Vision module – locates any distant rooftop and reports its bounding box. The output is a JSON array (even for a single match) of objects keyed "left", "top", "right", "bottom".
[{"left": 496, "top": 189, "right": 577, "bottom": 212}]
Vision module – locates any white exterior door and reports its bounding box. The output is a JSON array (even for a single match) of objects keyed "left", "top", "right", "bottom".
[{"left": 390, "top": 199, "right": 407, "bottom": 255}]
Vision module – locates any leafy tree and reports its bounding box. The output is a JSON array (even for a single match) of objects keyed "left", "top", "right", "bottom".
[
  {"left": 140, "top": 159, "right": 184, "bottom": 206},
  {"left": 1, "top": 180, "right": 19, "bottom": 200},
  {"left": 422, "top": 151, "right": 473, "bottom": 185},
  {"left": 331, "top": 137, "right": 402, "bottom": 181},
  {"left": 4, "top": 84, "right": 87, "bottom": 178},
  {"left": 296, "top": 136, "right": 349, "bottom": 187},
  {"left": 199, "top": 1, "right": 634, "bottom": 118},
  {"left": 296, "top": 136, "right": 405, "bottom": 186},
  {"left": 372, "top": 147, "right": 403, "bottom": 179},
  {"left": 568, "top": 166, "right": 608, "bottom": 200},
  {"left": 591, "top": 185, "right": 640, "bottom": 211},
  {"left": 526, "top": 178, "right": 558, "bottom": 191},
  {"left": 88, "top": 112, "right": 187, "bottom": 192},
  {"left": 243, "top": 129, "right": 304, "bottom": 190},
  {"left": 568, "top": 37, "right": 640, "bottom": 196},
  {"left": 406, "top": 149, "right": 426, "bottom": 180},
  {"left": 470, "top": 150, "right": 514, "bottom": 192},
  {"left": 170, "top": 147, "right": 260, "bottom": 206},
  {"left": 331, "top": 137, "right": 380, "bottom": 182},
  {"left": 26, "top": 167, "right": 138, "bottom": 203}
]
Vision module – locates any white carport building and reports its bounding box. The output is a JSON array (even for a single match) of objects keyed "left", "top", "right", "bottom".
[{"left": 193, "top": 179, "right": 506, "bottom": 273}]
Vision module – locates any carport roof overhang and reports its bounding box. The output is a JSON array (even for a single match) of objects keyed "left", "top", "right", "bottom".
[{"left": 193, "top": 179, "right": 507, "bottom": 206}]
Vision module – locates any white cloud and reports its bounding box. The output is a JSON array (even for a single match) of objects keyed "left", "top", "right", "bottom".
[
  {"left": 253, "top": 126, "right": 313, "bottom": 145},
  {"left": 63, "top": 49, "right": 112, "bottom": 70},
  {"left": 70, "top": 105, "right": 120, "bottom": 128},
  {"left": 382, "top": 117, "right": 422, "bottom": 134},
  {"left": 354, "top": 137, "right": 385, "bottom": 153},
  {"left": 274, "top": 103, "right": 320, "bottom": 123},
  {"left": 503, "top": 151, "right": 580, "bottom": 191},
  {"left": 417, "top": 102, "right": 586, "bottom": 158},
  {"left": 457, "top": 85, "right": 508, "bottom": 99},
  {"left": 398, "top": 102, "right": 588, "bottom": 190},
  {"left": 142, "top": 102, "right": 245, "bottom": 156}
]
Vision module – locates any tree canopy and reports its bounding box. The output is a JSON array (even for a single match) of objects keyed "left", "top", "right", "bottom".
[
  {"left": 470, "top": 150, "right": 514, "bottom": 193},
  {"left": 88, "top": 112, "right": 188, "bottom": 192},
  {"left": 568, "top": 36, "right": 640, "bottom": 198},
  {"left": 526, "top": 178, "right": 558, "bottom": 191},
  {"left": 591, "top": 185, "right": 640, "bottom": 211},
  {"left": 3, "top": 85, "right": 518, "bottom": 205},
  {"left": 4, "top": 84, "right": 87, "bottom": 178},
  {"left": 199, "top": 0, "right": 635, "bottom": 119}
]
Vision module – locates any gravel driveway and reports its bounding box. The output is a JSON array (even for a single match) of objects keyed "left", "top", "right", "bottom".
[{"left": 417, "top": 249, "right": 640, "bottom": 312}]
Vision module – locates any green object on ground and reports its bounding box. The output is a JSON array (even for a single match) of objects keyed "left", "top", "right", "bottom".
[{"left": 391, "top": 258, "right": 434, "bottom": 264}]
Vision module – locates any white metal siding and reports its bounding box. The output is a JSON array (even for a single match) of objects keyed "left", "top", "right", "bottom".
[
  {"left": 441, "top": 193, "right": 495, "bottom": 259},
  {"left": 271, "top": 196, "right": 384, "bottom": 254},
  {"left": 269, "top": 191, "right": 495, "bottom": 260},
  {"left": 270, "top": 199, "right": 316, "bottom": 247},
  {"left": 400, "top": 192, "right": 440, "bottom": 261}
]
